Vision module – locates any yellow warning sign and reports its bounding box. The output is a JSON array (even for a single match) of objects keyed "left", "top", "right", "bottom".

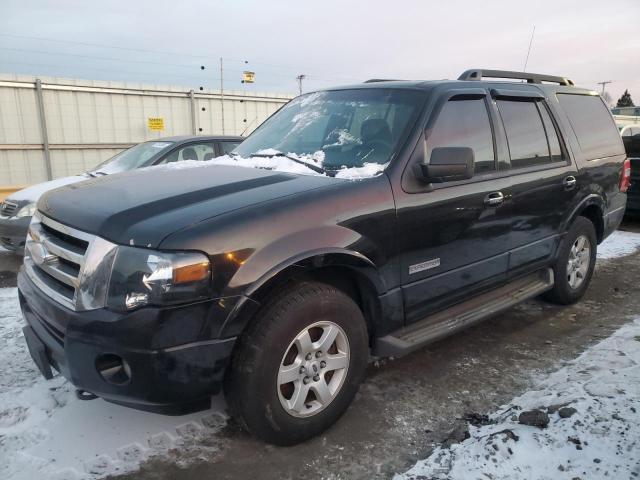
[
  {"left": 242, "top": 71, "right": 255, "bottom": 83},
  {"left": 147, "top": 117, "right": 165, "bottom": 131}
]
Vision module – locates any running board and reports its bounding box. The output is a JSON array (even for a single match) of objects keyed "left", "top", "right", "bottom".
[{"left": 374, "top": 268, "right": 554, "bottom": 358}]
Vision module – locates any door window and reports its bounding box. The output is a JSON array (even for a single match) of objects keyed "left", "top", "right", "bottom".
[
  {"left": 497, "top": 100, "right": 554, "bottom": 169},
  {"left": 156, "top": 142, "right": 216, "bottom": 164},
  {"left": 427, "top": 98, "right": 496, "bottom": 174},
  {"left": 538, "top": 104, "right": 563, "bottom": 162}
]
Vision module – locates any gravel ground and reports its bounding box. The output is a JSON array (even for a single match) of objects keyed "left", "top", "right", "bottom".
[{"left": 1, "top": 219, "right": 639, "bottom": 480}]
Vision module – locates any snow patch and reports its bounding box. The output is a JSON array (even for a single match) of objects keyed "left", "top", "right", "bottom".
[
  {"left": 153, "top": 152, "right": 385, "bottom": 179},
  {"left": 396, "top": 318, "right": 640, "bottom": 480},
  {"left": 597, "top": 229, "right": 640, "bottom": 260}
]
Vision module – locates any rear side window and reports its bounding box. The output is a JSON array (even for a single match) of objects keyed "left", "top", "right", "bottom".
[
  {"left": 496, "top": 100, "right": 557, "bottom": 169},
  {"left": 427, "top": 98, "right": 495, "bottom": 174},
  {"left": 557, "top": 94, "right": 624, "bottom": 160}
]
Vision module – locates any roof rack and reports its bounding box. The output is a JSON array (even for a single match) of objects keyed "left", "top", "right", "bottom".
[{"left": 458, "top": 69, "right": 574, "bottom": 86}]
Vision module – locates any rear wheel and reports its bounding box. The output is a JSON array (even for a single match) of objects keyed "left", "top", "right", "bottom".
[
  {"left": 225, "top": 281, "right": 369, "bottom": 445},
  {"left": 544, "top": 216, "right": 597, "bottom": 305}
]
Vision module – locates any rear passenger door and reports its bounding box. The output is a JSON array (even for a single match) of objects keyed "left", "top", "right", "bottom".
[{"left": 492, "top": 90, "right": 579, "bottom": 277}]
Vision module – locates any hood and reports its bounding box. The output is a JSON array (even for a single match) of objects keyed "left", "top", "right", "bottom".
[
  {"left": 38, "top": 163, "right": 336, "bottom": 248},
  {"left": 7, "top": 175, "right": 88, "bottom": 204}
]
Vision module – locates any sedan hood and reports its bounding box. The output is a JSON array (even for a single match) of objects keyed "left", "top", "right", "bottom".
[
  {"left": 8, "top": 175, "right": 88, "bottom": 203},
  {"left": 38, "top": 164, "right": 335, "bottom": 248}
]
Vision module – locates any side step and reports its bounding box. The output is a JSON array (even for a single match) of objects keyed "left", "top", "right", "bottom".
[{"left": 374, "top": 268, "right": 554, "bottom": 358}]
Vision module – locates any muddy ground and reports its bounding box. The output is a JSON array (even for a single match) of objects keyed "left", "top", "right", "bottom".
[{"left": 2, "top": 219, "right": 639, "bottom": 480}]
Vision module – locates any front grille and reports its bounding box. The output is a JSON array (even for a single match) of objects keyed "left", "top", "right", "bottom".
[
  {"left": 0, "top": 200, "right": 18, "bottom": 217},
  {"left": 24, "top": 214, "right": 93, "bottom": 310}
]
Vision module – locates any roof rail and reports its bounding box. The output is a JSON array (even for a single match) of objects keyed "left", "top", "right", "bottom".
[
  {"left": 458, "top": 69, "right": 574, "bottom": 86},
  {"left": 363, "top": 79, "right": 404, "bottom": 83}
]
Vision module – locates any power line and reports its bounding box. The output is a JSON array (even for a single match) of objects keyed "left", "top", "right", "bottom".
[
  {"left": 0, "top": 33, "right": 363, "bottom": 85},
  {"left": 0, "top": 33, "right": 214, "bottom": 60},
  {"left": 0, "top": 47, "right": 199, "bottom": 69}
]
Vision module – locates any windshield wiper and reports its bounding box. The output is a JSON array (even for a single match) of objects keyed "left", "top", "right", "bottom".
[{"left": 249, "top": 151, "right": 327, "bottom": 175}]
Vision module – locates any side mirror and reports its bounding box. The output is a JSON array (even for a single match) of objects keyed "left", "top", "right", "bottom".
[{"left": 419, "top": 147, "right": 475, "bottom": 183}]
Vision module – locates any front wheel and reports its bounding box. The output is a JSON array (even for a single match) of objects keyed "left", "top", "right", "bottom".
[
  {"left": 225, "top": 281, "right": 369, "bottom": 445},
  {"left": 544, "top": 216, "right": 597, "bottom": 305}
]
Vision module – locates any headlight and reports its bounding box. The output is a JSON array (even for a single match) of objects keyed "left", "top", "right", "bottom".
[
  {"left": 16, "top": 202, "right": 36, "bottom": 218},
  {"left": 106, "top": 247, "right": 212, "bottom": 311}
]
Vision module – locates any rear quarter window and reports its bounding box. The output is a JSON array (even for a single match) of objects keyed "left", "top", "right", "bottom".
[{"left": 557, "top": 94, "right": 624, "bottom": 160}]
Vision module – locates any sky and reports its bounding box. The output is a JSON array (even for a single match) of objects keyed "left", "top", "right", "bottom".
[{"left": 0, "top": 0, "right": 639, "bottom": 104}]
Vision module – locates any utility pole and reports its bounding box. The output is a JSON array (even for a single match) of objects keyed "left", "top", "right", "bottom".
[
  {"left": 597, "top": 81, "right": 612, "bottom": 95},
  {"left": 220, "top": 57, "right": 225, "bottom": 134},
  {"left": 296, "top": 74, "right": 306, "bottom": 95}
]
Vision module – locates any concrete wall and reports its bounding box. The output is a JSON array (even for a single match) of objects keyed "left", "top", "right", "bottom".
[{"left": 0, "top": 74, "right": 293, "bottom": 186}]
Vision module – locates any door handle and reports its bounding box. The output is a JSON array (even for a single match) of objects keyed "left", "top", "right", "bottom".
[
  {"left": 563, "top": 176, "right": 577, "bottom": 189},
  {"left": 484, "top": 191, "right": 504, "bottom": 206}
]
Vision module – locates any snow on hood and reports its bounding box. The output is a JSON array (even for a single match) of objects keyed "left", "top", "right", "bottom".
[
  {"left": 152, "top": 151, "right": 386, "bottom": 180},
  {"left": 6, "top": 175, "right": 88, "bottom": 203}
]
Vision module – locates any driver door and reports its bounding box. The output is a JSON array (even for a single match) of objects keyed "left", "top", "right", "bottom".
[{"left": 394, "top": 90, "right": 514, "bottom": 323}]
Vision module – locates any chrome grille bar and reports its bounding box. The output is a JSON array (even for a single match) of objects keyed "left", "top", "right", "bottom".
[{"left": 24, "top": 212, "right": 117, "bottom": 311}]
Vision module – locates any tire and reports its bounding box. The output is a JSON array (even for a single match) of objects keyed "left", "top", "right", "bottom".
[
  {"left": 544, "top": 216, "right": 597, "bottom": 305},
  {"left": 224, "top": 281, "right": 369, "bottom": 445}
]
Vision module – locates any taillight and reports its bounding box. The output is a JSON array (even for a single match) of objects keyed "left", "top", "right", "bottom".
[{"left": 620, "top": 157, "right": 631, "bottom": 193}]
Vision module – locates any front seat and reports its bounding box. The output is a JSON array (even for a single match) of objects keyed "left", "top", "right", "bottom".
[
  {"left": 353, "top": 119, "right": 393, "bottom": 164},
  {"left": 203, "top": 152, "right": 216, "bottom": 161},
  {"left": 182, "top": 147, "right": 198, "bottom": 161}
]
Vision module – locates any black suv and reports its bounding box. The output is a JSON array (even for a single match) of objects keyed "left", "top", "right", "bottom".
[{"left": 18, "top": 69, "right": 629, "bottom": 445}]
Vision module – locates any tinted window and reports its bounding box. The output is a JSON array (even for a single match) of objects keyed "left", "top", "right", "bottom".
[
  {"left": 558, "top": 94, "right": 624, "bottom": 160},
  {"left": 220, "top": 141, "right": 241, "bottom": 155},
  {"left": 497, "top": 100, "right": 551, "bottom": 168},
  {"left": 427, "top": 98, "right": 495, "bottom": 174},
  {"left": 538, "top": 104, "right": 563, "bottom": 162}
]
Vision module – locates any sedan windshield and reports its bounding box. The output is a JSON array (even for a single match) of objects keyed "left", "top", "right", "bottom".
[
  {"left": 91, "top": 141, "right": 174, "bottom": 175},
  {"left": 230, "top": 88, "right": 425, "bottom": 178}
]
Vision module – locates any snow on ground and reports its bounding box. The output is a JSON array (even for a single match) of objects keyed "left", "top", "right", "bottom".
[
  {"left": 596, "top": 229, "right": 640, "bottom": 260},
  {"left": 0, "top": 229, "right": 639, "bottom": 479},
  {"left": 0, "top": 288, "right": 227, "bottom": 480},
  {"left": 397, "top": 318, "right": 640, "bottom": 480}
]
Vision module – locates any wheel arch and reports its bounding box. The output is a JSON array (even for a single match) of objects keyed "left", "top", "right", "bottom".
[
  {"left": 218, "top": 249, "right": 387, "bottom": 340},
  {"left": 564, "top": 194, "right": 605, "bottom": 244}
]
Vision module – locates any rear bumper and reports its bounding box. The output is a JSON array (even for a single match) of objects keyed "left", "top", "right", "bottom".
[
  {"left": 18, "top": 269, "right": 238, "bottom": 414},
  {"left": 0, "top": 215, "right": 29, "bottom": 251}
]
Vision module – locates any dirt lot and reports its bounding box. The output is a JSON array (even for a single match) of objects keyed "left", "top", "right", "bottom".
[{"left": 2, "top": 219, "right": 640, "bottom": 480}]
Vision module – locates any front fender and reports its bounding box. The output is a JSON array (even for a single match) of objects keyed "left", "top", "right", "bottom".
[
  {"left": 225, "top": 225, "right": 386, "bottom": 296},
  {"left": 216, "top": 225, "right": 388, "bottom": 338}
]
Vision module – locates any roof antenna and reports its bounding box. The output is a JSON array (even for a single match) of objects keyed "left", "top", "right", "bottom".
[{"left": 523, "top": 25, "right": 536, "bottom": 72}]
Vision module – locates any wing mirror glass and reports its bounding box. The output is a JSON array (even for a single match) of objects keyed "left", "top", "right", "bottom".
[{"left": 418, "top": 146, "right": 475, "bottom": 183}]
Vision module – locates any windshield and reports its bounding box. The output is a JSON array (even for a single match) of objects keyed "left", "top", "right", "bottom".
[
  {"left": 91, "top": 141, "right": 174, "bottom": 174},
  {"left": 228, "top": 88, "right": 425, "bottom": 178}
]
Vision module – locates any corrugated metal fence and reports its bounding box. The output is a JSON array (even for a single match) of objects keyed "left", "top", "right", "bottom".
[{"left": 0, "top": 74, "right": 293, "bottom": 186}]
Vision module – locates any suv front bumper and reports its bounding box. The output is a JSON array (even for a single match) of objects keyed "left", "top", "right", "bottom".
[{"left": 18, "top": 269, "right": 238, "bottom": 414}]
